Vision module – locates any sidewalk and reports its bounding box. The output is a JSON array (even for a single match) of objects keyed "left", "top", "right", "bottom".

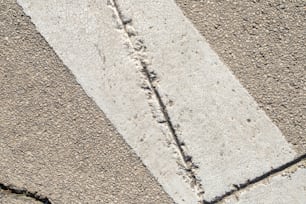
[
  {"left": 1, "top": 0, "right": 305, "bottom": 203},
  {"left": 0, "top": 1, "right": 172, "bottom": 203}
]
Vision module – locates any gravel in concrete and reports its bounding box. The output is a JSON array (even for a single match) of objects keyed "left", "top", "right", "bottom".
[
  {"left": 0, "top": 1, "right": 173, "bottom": 203},
  {"left": 176, "top": 0, "right": 306, "bottom": 153}
]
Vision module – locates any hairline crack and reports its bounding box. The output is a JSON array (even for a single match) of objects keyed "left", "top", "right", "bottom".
[
  {"left": 204, "top": 153, "right": 306, "bottom": 203},
  {"left": 107, "top": 0, "right": 205, "bottom": 202}
]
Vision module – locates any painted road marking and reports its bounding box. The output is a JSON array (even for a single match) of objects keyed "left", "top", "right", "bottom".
[
  {"left": 17, "top": 0, "right": 198, "bottom": 203},
  {"left": 17, "top": 0, "right": 299, "bottom": 203},
  {"left": 224, "top": 164, "right": 306, "bottom": 204},
  {"left": 111, "top": 0, "right": 297, "bottom": 201}
]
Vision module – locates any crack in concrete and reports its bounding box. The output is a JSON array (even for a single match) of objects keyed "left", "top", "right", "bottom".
[
  {"left": 107, "top": 0, "right": 205, "bottom": 202},
  {"left": 106, "top": 1, "right": 306, "bottom": 203},
  {"left": 0, "top": 183, "right": 51, "bottom": 204},
  {"left": 204, "top": 153, "right": 306, "bottom": 203}
]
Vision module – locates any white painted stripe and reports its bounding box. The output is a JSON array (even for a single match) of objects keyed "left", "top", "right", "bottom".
[
  {"left": 17, "top": 0, "right": 198, "bottom": 203},
  {"left": 115, "top": 0, "right": 296, "bottom": 201},
  {"left": 224, "top": 167, "right": 306, "bottom": 204},
  {"left": 17, "top": 0, "right": 297, "bottom": 203}
]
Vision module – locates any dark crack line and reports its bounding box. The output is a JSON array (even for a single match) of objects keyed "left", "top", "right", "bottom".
[
  {"left": 204, "top": 153, "right": 306, "bottom": 203},
  {"left": 0, "top": 183, "right": 51, "bottom": 204},
  {"left": 107, "top": 1, "right": 306, "bottom": 203},
  {"left": 108, "top": 0, "right": 204, "bottom": 202}
]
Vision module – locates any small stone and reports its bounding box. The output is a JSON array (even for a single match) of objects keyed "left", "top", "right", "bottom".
[{"left": 122, "top": 16, "right": 132, "bottom": 25}]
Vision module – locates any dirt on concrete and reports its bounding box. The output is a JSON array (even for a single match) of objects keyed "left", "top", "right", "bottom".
[
  {"left": 176, "top": 0, "right": 306, "bottom": 153},
  {"left": 0, "top": 0, "right": 173, "bottom": 203}
]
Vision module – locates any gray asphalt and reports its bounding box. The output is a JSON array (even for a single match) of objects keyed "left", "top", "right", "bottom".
[
  {"left": 0, "top": 1, "right": 173, "bottom": 203},
  {"left": 176, "top": 0, "right": 306, "bottom": 153}
]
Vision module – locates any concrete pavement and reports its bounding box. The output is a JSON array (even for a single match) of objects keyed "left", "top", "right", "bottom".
[
  {"left": 1, "top": 0, "right": 305, "bottom": 203},
  {"left": 224, "top": 161, "right": 306, "bottom": 204},
  {"left": 0, "top": 1, "right": 173, "bottom": 203},
  {"left": 0, "top": 189, "right": 41, "bottom": 204},
  {"left": 176, "top": 0, "right": 306, "bottom": 153}
]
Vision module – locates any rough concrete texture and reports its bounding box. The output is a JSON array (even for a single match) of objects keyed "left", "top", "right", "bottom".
[
  {"left": 115, "top": 0, "right": 297, "bottom": 201},
  {"left": 12, "top": 0, "right": 305, "bottom": 203},
  {"left": 16, "top": 0, "right": 198, "bottom": 203},
  {"left": 0, "top": 190, "right": 40, "bottom": 204},
  {"left": 175, "top": 0, "right": 306, "bottom": 153},
  {"left": 224, "top": 163, "right": 306, "bottom": 204},
  {"left": 0, "top": 1, "right": 173, "bottom": 203}
]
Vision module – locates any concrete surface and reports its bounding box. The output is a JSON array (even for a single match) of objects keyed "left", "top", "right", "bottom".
[
  {"left": 115, "top": 0, "right": 297, "bottom": 201},
  {"left": 16, "top": 0, "right": 198, "bottom": 203},
  {"left": 175, "top": 0, "right": 306, "bottom": 153},
  {"left": 0, "top": 190, "right": 40, "bottom": 204},
  {"left": 0, "top": 1, "right": 173, "bottom": 203},
  {"left": 4, "top": 0, "right": 305, "bottom": 203},
  {"left": 224, "top": 163, "right": 306, "bottom": 204},
  {"left": 15, "top": 0, "right": 302, "bottom": 203}
]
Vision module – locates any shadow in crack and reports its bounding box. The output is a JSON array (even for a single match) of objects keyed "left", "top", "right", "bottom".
[{"left": 0, "top": 183, "right": 51, "bottom": 204}]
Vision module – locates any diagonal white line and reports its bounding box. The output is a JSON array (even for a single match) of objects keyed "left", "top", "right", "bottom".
[{"left": 17, "top": 0, "right": 299, "bottom": 203}]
